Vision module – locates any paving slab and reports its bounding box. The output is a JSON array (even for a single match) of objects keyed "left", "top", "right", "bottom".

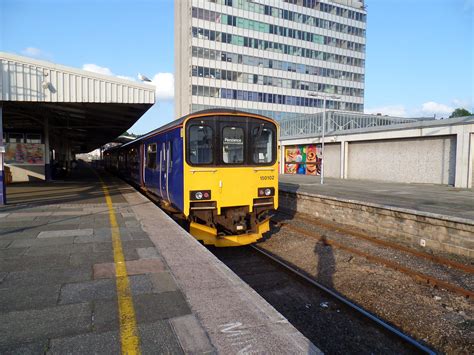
[
  {"left": 0, "top": 248, "right": 26, "bottom": 258},
  {"left": 0, "top": 340, "right": 48, "bottom": 354},
  {"left": 49, "top": 330, "right": 120, "bottom": 355},
  {"left": 1, "top": 267, "right": 91, "bottom": 288},
  {"left": 0, "top": 284, "right": 61, "bottom": 312},
  {"left": 138, "top": 321, "right": 186, "bottom": 355},
  {"left": 0, "top": 303, "right": 92, "bottom": 346},
  {"left": 93, "top": 259, "right": 166, "bottom": 279},
  {"left": 0, "top": 254, "right": 71, "bottom": 272},
  {"left": 149, "top": 272, "right": 180, "bottom": 293},
  {"left": 59, "top": 274, "right": 155, "bottom": 304},
  {"left": 9, "top": 236, "right": 75, "bottom": 248},
  {"left": 136, "top": 247, "right": 161, "bottom": 259},
  {"left": 170, "top": 314, "right": 215, "bottom": 354},
  {"left": 93, "top": 292, "right": 191, "bottom": 332},
  {"left": 38, "top": 228, "right": 93, "bottom": 238}
]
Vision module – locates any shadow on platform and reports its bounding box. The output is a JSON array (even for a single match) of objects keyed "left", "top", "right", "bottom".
[{"left": 4, "top": 163, "right": 125, "bottom": 209}]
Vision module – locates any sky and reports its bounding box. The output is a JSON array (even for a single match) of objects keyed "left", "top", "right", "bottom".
[{"left": 0, "top": 0, "right": 473, "bottom": 134}]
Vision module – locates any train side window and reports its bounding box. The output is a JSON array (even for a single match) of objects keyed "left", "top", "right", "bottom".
[
  {"left": 251, "top": 125, "right": 274, "bottom": 164},
  {"left": 147, "top": 143, "right": 157, "bottom": 169},
  {"left": 222, "top": 126, "right": 244, "bottom": 164},
  {"left": 188, "top": 125, "right": 213, "bottom": 164}
]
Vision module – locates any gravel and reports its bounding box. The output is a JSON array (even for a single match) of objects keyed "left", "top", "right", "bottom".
[{"left": 257, "top": 212, "right": 474, "bottom": 354}]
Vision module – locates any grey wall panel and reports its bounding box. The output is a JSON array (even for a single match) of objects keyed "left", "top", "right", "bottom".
[
  {"left": 472, "top": 134, "right": 474, "bottom": 188},
  {"left": 347, "top": 136, "right": 456, "bottom": 185},
  {"left": 324, "top": 143, "right": 341, "bottom": 178}
]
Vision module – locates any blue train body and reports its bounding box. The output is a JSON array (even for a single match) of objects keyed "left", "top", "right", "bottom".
[{"left": 111, "top": 122, "right": 185, "bottom": 211}]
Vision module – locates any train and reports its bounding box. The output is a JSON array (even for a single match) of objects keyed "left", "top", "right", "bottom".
[{"left": 104, "top": 109, "right": 279, "bottom": 247}]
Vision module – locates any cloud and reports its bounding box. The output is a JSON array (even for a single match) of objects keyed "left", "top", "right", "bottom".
[
  {"left": 452, "top": 98, "right": 473, "bottom": 109},
  {"left": 151, "top": 73, "right": 174, "bottom": 101},
  {"left": 420, "top": 101, "right": 453, "bottom": 116},
  {"left": 365, "top": 105, "right": 407, "bottom": 117},
  {"left": 82, "top": 64, "right": 137, "bottom": 83},
  {"left": 82, "top": 63, "right": 114, "bottom": 76},
  {"left": 21, "top": 47, "right": 51, "bottom": 59},
  {"left": 365, "top": 100, "right": 468, "bottom": 119}
]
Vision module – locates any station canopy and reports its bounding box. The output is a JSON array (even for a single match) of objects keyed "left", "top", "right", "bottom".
[{"left": 0, "top": 52, "right": 155, "bottom": 152}]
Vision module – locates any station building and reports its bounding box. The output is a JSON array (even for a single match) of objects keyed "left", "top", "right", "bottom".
[
  {"left": 175, "top": 0, "right": 367, "bottom": 119},
  {"left": 0, "top": 52, "right": 155, "bottom": 204}
]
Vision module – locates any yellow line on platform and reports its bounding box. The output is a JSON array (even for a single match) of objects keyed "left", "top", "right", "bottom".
[{"left": 99, "top": 176, "right": 141, "bottom": 355}]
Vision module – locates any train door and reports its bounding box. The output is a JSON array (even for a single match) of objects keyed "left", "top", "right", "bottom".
[
  {"left": 157, "top": 142, "right": 162, "bottom": 199},
  {"left": 165, "top": 140, "right": 171, "bottom": 202},
  {"left": 160, "top": 140, "right": 170, "bottom": 201},
  {"left": 144, "top": 142, "right": 159, "bottom": 195},
  {"left": 141, "top": 143, "right": 145, "bottom": 186}
]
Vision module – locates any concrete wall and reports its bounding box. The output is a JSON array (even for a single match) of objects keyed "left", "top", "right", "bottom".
[
  {"left": 6, "top": 164, "right": 45, "bottom": 182},
  {"left": 324, "top": 143, "right": 341, "bottom": 178},
  {"left": 280, "top": 190, "right": 474, "bottom": 258},
  {"left": 471, "top": 133, "right": 474, "bottom": 188},
  {"left": 347, "top": 136, "right": 456, "bottom": 185}
]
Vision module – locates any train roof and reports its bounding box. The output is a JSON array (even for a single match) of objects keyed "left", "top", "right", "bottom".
[{"left": 119, "top": 108, "right": 274, "bottom": 149}]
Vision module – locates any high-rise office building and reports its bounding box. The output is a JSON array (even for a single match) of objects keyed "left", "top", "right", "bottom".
[{"left": 175, "top": 0, "right": 366, "bottom": 120}]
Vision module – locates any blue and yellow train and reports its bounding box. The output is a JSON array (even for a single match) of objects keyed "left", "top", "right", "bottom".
[{"left": 104, "top": 109, "right": 279, "bottom": 246}]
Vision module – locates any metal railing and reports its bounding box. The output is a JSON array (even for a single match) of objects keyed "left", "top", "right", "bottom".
[{"left": 279, "top": 111, "right": 423, "bottom": 138}]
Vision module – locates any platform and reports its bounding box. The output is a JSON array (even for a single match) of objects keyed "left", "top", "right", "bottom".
[
  {"left": 0, "top": 167, "right": 318, "bottom": 354},
  {"left": 280, "top": 174, "right": 474, "bottom": 221},
  {"left": 279, "top": 174, "right": 474, "bottom": 257}
]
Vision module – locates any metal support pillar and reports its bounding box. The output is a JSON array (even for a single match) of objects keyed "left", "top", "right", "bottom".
[
  {"left": 44, "top": 117, "right": 51, "bottom": 180},
  {"left": 321, "top": 97, "right": 326, "bottom": 184},
  {"left": 0, "top": 104, "right": 6, "bottom": 205}
]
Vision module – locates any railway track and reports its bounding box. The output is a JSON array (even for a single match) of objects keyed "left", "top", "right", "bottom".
[
  {"left": 211, "top": 245, "right": 435, "bottom": 354},
  {"left": 274, "top": 209, "right": 474, "bottom": 299}
]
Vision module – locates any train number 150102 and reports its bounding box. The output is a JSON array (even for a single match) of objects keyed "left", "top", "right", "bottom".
[{"left": 260, "top": 176, "right": 275, "bottom": 180}]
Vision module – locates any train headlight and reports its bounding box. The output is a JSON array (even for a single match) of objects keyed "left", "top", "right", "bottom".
[
  {"left": 258, "top": 187, "right": 275, "bottom": 197},
  {"left": 190, "top": 190, "right": 211, "bottom": 201}
]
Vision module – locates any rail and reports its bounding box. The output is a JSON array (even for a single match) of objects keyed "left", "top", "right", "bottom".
[{"left": 251, "top": 244, "right": 436, "bottom": 355}]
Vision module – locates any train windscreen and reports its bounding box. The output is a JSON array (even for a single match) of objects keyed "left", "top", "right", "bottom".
[{"left": 186, "top": 115, "right": 276, "bottom": 167}]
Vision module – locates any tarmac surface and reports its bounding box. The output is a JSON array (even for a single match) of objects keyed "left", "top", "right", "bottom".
[
  {"left": 0, "top": 166, "right": 318, "bottom": 354},
  {"left": 279, "top": 174, "right": 474, "bottom": 222}
]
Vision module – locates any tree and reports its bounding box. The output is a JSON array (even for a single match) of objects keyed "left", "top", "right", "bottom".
[
  {"left": 449, "top": 108, "right": 472, "bottom": 118},
  {"left": 121, "top": 131, "right": 141, "bottom": 138}
]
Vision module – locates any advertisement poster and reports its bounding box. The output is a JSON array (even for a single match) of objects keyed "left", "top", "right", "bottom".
[
  {"left": 284, "top": 144, "right": 322, "bottom": 176},
  {"left": 285, "top": 163, "right": 298, "bottom": 174},
  {"left": 285, "top": 147, "right": 301, "bottom": 163},
  {"left": 306, "top": 145, "right": 317, "bottom": 163},
  {"left": 5, "top": 143, "right": 45, "bottom": 165}
]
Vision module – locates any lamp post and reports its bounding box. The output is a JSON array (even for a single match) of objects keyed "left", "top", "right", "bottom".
[{"left": 308, "top": 93, "right": 341, "bottom": 184}]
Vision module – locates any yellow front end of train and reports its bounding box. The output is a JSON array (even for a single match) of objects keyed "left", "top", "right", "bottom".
[{"left": 183, "top": 111, "right": 279, "bottom": 247}]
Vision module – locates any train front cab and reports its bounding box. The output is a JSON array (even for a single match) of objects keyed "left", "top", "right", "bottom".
[{"left": 183, "top": 113, "right": 278, "bottom": 247}]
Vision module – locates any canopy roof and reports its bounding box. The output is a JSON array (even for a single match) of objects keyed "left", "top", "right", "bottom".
[{"left": 0, "top": 52, "right": 155, "bottom": 152}]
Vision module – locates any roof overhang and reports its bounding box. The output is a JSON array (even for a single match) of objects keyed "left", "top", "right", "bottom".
[{"left": 0, "top": 52, "right": 155, "bottom": 152}]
